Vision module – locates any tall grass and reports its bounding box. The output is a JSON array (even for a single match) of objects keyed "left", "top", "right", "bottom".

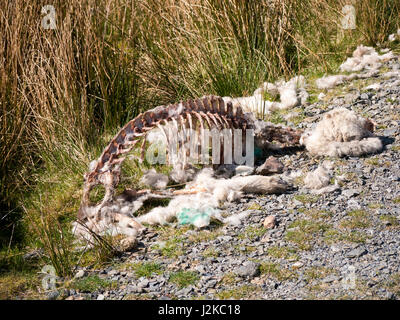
[{"left": 0, "top": 0, "right": 399, "bottom": 274}]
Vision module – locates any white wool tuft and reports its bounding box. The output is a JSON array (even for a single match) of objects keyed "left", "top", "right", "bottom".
[
  {"left": 273, "top": 81, "right": 299, "bottom": 110},
  {"left": 140, "top": 169, "right": 169, "bottom": 189},
  {"left": 169, "top": 163, "right": 198, "bottom": 184},
  {"left": 339, "top": 45, "right": 395, "bottom": 73},
  {"left": 388, "top": 34, "right": 396, "bottom": 42},
  {"left": 304, "top": 165, "right": 330, "bottom": 190},
  {"left": 310, "top": 182, "right": 340, "bottom": 195},
  {"left": 316, "top": 75, "right": 347, "bottom": 89},
  {"left": 223, "top": 210, "right": 251, "bottom": 226},
  {"left": 136, "top": 168, "right": 289, "bottom": 227},
  {"left": 224, "top": 75, "right": 307, "bottom": 117},
  {"left": 364, "top": 83, "right": 381, "bottom": 91},
  {"left": 382, "top": 71, "right": 400, "bottom": 79},
  {"left": 300, "top": 107, "right": 383, "bottom": 157}
]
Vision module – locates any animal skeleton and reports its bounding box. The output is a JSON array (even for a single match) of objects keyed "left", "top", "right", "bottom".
[{"left": 76, "top": 95, "right": 302, "bottom": 241}]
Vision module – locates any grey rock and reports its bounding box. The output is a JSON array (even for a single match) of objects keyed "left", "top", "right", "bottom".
[
  {"left": 343, "top": 189, "right": 360, "bottom": 198},
  {"left": 137, "top": 279, "right": 149, "bottom": 288},
  {"left": 234, "top": 261, "right": 260, "bottom": 278},
  {"left": 47, "top": 291, "right": 59, "bottom": 300},
  {"left": 383, "top": 128, "right": 397, "bottom": 137},
  {"left": 205, "top": 280, "right": 217, "bottom": 288},
  {"left": 176, "top": 286, "right": 193, "bottom": 296},
  {"left": 322, "top": 275, "right": 339, "bottom": 283},
  {"left": 346, "top": 247, "right": 368, "bottom": 258},
  {"left": 108, "top": 270, "right": 119, "bottom": 276}
]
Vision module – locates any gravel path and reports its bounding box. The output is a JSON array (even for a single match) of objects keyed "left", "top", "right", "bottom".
[{"left": 63, "top": 56, "right": 400, "bottom": 301}]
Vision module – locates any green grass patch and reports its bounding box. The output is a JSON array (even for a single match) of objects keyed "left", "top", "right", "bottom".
[
  {"left": 259, "top": 262, "right": 295, "bottom": 281},
  {"left": 365, "top": 157, "right": 379, "bottom": 166},
  {"left": 238, "top": 226, "right": 267, "bottom": 241},
  {"left": 323, "top": 229, "right": 368, "bottom": 244},
  {"left": 202, "top": 247, "right": 220, "bottom": 258},
  {"left": 219, "top": 272, "right": 237, "bottom": 286},
  {"left": 368, "top": 202, "right": 384, "bottom": 209},
  {"left": 152, "top": 236, "right": 185, "bottom": 259},
  {"left": 233, "top": 245, "right": 256, "bottom": 254},
  {"left": 264, "top": 111, "right": 286, "bottom": 125},
  {"left": 379, "top": 215, "right": 399, "bottom": 227},
  {"left": 339, "top": 210, "right": 371, "bottom": 230},
  {"left": 383, "top": 273, "right": 400, "bottom": 296},
  {"left": 169, "top": 271, "right": 199, "bottom": 289},
  {"left": 267, "top": 246, "right": 299, "bottom": 260},
  {"left": 217, "top": 285, "right": 260, "bottom": 299},
  {"left": 71, "top": 275, "right": 117, "bottom": 293},
  {"left": 188, "top": 230, "right": 222, "bottom": 243},
  {"left": 130, "top": 262, "right": 164, "bottom": 278},
  {"left": 0, "top": 272, "right": 42, "bottom": 300},
  {"left": 246, "top": 202, "right": 263, "bottom": 211},
  {"left": 294, "top": 194, "right": 319, "bottom": 204},
  {"left": 285, "top": 219, "right": 330, "bottom": 250},
  {"left": 304, "top": 266, "right": 338, "bottom": 282},
  {"left": 303, "top": 209, "right": 333, "bottom": 220}
]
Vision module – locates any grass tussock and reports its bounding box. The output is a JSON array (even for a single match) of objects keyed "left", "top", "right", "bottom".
[{"left": 1, "top": 0, "right": 399, "bottom": 285}]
